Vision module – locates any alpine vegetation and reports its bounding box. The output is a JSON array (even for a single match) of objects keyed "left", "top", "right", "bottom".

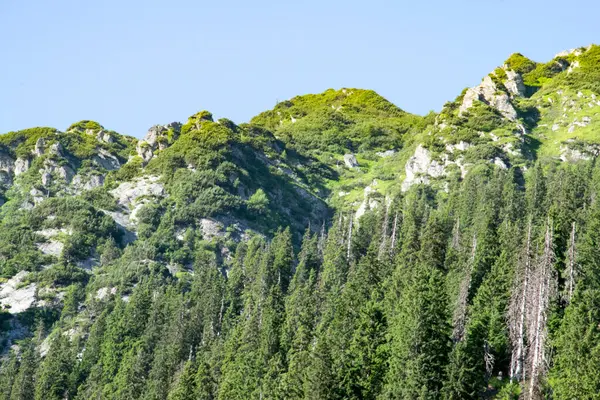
[{"left": 1, "top": 45, "right": 600, "bottom": 399}]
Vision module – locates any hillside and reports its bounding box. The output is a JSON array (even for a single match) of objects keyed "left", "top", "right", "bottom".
[{"left": 0, "top": 45, "right": 599, "bottom": 400}]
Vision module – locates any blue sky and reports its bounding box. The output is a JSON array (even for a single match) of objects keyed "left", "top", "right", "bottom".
[{"left": 1, "top": 0, "right": 598, "bottom": 138}]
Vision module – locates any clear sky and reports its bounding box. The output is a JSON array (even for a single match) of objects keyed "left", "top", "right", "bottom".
[{"left": 1, "top": 0, "right": 598, "bottom": 138}]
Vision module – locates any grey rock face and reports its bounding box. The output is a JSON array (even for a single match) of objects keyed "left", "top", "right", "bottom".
[
  {"left": 343, "top": 154, "right": 359, "bottom": 168},
  {"left": 41, "top": 171, "right": 52, "bottom": 186},
  {"left": 136, "top": 143, "right": 154, "bottom": 163},
  {"left": 144, "top": 125, "right": 168, "bottom": 147},
  {"left": 0, "top": 171, "right": 11, "bottom": 186},
  {"left": 0, "top": 271, "right": 37, "bottom": 314},
  {"left": 0, "top": 150, "right": 15, "bottom": 174},
  {"left": 34, "top": 138, "right": 45, "bottom": 156},
  {"left": 200, "top": 218, "right": 225, "bottom": 240},
  {"left": 49, "top": 142, "right": 64, "bottom": 157},
  {"left": 560, "top": 141, "right": 600, "bottom": 162},
  {"left": 37, "top": 240, "right": 64, "bottom": 257},
  {"left": 41, "top": 160, "right": 75, "bottom": 185},
  {"left": 504, "top": 70, "right": 526, "bottom": 97},
  {"left": 93, "top": 149, "right": 121, "bottom": 171},
  {"left": 14, "top": 158, "right": 30, "bottom": 176},
  {"left": 460, "top": 75, "right": 518, "bottom": 120},
  {"left": 136, "top": 122, "right": 181, "bottom": 163},
  {"left": 72, "top": 174, "right": 105, "bottom": 191},
  {"left": 110, "top": 175, "right": 165, "bottom": 210}
]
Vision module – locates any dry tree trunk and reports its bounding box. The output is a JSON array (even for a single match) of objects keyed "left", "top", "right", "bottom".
[
  {"left": 378, "top": 203, "right": 390, "bottom": 260},
  {"left": 390, "top": 211, "right": 399, "bottom": 252},
  {"left": 347, "top": 215, "right": 353, "bottom": 261},
  {"left": 452, "top": 216, "right": 461, "bottom": 250},
  {"left": 566, "top": 221, "right": 576, "bottom": 302},
  {"left": 452, "top": 234, "right": 477, "bottom": 342},
  {"left": 509, "top": 219, "right": 532, "bottom": 382},
  {"left": 527, "top": 218, "right": 555, "bottom": 400}
]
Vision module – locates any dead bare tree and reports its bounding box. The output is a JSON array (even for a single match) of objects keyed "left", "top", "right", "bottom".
[
  {"left": 378, "top": 203, "right": 390, "bottom": 260},
  {"left": 566, "top": 221, "right": 577, "bottom": 302},
  {"left": 347, "top": 215, "right": 353, "bottom": 261},
  {"left": 509, "top": 219, "right": 533, "bottom": 383},
  {"left": 484, "top": 341, "right": 495, "bottom": 379},
  {"left": 527, "top": 218, "right": 556, "bottom": 400},
  {"left": 390, "top": 211, "right": 399, "bottom": 252},
  {"left": 452, "top": 217, "right": 461, "bottom": 250},
  {"left": 452, "top": 234, "right": 477, "bottom": 342}
]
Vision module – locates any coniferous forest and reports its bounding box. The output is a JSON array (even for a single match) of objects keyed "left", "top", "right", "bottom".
[
  {"left": 3, "top": 162, "right": 600, "bottom": 399},
  {"left": 2, "top": 45, "right": 600, "bottom": 399}
]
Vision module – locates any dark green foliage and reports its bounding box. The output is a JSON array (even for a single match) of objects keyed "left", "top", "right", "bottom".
[
  {"left": 0, "top": 127, "right": 58, "bottom": 158},
  {"left": 0, "top": 160, "right": 598, "bottom": 399},
  {"left": 504, "top": 53, "right": 538, "bottom": 75},
  {"left": 461, "top": 103, "right": 506, "bottom": 133},
  {"left": 66, "top": 120, "right": 104, "bottom": 133}
]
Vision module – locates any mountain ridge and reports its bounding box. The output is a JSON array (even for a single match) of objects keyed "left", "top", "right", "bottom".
[{"left": 1, "top": 43, "right": 600, "bottom": 399}]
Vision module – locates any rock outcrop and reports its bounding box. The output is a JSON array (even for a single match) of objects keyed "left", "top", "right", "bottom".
[
  {"left": 136, "top": 123, "right": 181, "bottom": 163},
  {"left": 343, "top": 154, "right": 359, "bottom": 168},
  {"left": 504, "top": 69, "right": 526, "bottom": 97},
  {"left": 460, "top": 75, "right": 518, "bottom": 120},
  {"left": 0, "top": 271, "right": 36, "bottom": 314}
]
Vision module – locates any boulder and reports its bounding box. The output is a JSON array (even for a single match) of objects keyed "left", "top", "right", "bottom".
[{"left": 343, "top": 154, "right": 359, "bottom": 168}]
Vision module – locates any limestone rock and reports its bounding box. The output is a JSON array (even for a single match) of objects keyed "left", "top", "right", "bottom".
[
  {"left": 504, "top": 70, "right": 526, "bottom": 97},
  {"left": 49, "top": 142, "right": 64, "bottom": 157},
  {"left": 34, "top": 138, "right": 45, "bottom": 156},
  {"left": 37, "top": 240, "right": 64, "bottom": 257},
  {"left": 136, "top": 123, "right": 181, "bottom": 163},
  {"left": 41, "top": 171, "right": 52, "bottom": 186},
  {"left": 0, "top": 271, "right": 36, "bottom": 314},
  {"left": 93, "top": 149, "right": 121, "bottom": 171},
  {"left": 402, "top": 145, "right": 441, "bottom": 191},
  {"left": 343, "top": 154, "right": 359, "bottom": 168},
  {"left": 14, "top": 157, "right": 30, "bottom": 176},
  {"left": 376, "top": 149, "right": 396, "bottom": 158},
  {"left": 460, "top": 75, "right": 518, "bottom": 120},
  {"left": 42, "top": 160, "right": 75, "bottom": 184},
  {"left": 0, "top": 150, "right": 15, "bottom": 174},
  {"left": 0, "top": 171, "right": 12, "bottom": 186},
  {"left": 493, "top": 157, "right": 508, "bottom": 169},
  {"left": 28, "top": 187, "right": 45, "bottom": 204},
  {"left": 72, "top": 174, "right": 105, "bottom": 191},
  {"left": 136, "top": 143, "right": 154, "bottom": 163},
  {"left": 200, "top": 218, "right": 225, "bottom": 240},
  {"left": 110, "top": 175, "right": 164, "bottom": 210},
  {"left": 445, "top": 141, "right": 471, "bottom": 153},
  {"left": 560, "top": 141, "right": 600, "bottom": 162}
]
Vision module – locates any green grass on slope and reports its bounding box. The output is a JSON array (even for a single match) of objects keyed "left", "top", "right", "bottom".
[{"left": 529, "top": 88, "right": 600, "bottom": 158}]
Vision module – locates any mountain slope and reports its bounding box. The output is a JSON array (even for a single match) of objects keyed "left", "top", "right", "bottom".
[{"left": 0, "top": 44, "right": 599, "bottom": 400}]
